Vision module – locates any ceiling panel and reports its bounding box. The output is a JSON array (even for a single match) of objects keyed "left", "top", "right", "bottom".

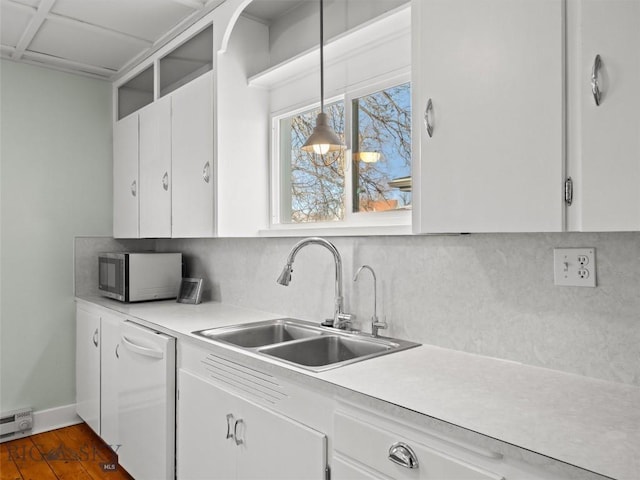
[
  {"left": 0, "top": 0, "right": 217, "bottom": 79},
  {"left": 11, "top": 0, "right": 39, "bottom": 7},
  {"left": 50, "top": 0, "right": 199, "bottom": 42},
  {"left": 29, "top": 19, "right": 149, "bottom": 70},
  {"left": 0, "top": 7, "right": 33, "bottom": 47}
]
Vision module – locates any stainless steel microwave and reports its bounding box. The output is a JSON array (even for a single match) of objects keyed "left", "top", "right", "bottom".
[{"left": 98, "top": 253, "right": 182, "bottom": 302}]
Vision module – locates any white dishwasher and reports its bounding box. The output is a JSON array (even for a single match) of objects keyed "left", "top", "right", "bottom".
[{"left": 118, "top": 321, "right": 175, "bottom": 480}]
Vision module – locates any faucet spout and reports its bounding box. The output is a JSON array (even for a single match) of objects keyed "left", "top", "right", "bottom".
[
  {"left": 276, "top": 237, "right": 352, "bottom": 329},
  {"left": 354, "top": 264, "right": 387, "bottom": 337},
  {"left": 276, "top": 263, "right": 293, "bottom": 286}
]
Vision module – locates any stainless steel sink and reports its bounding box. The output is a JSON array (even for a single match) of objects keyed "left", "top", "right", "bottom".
[
  {"left": 194, "top": 319, "right": 321, "bottom": 348},
  {"left": 259, "top": 335, "right": 393, "bottom": 368},
  {"left": 192, "top": 318, "right": 420, "bottom": 372}
]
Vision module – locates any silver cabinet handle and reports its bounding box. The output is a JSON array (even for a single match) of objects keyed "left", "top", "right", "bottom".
[
  {"left": 226, "top": 414, "right": 235, "bottom": 440},
  {"left": 130, "top": 180, "right": 137, "bottom": 197},
  {"left": 203, "top": 162, "right": 210, "bottom": 183},
  {"left": 591, "top": 54, "right": 602, "bottom": 106},
  {"left": 115, "top": 344, "right": 119, "bottom": 359},
  {"left": 162, "top": 172, "right": 169, "bottom": 191},
  {"left": 121, "top": 336, "right": 164, "bottom": 359},
  {"left": 424, "top": 98, "right": 434, "bottom": 138},
  {"left": 233, "top": 419, "right": 244, "bottom": 446},
  {"left": 388, "top": 442, "right": 419, "bottom": 469},
  {"left": 92, "top": 328, "right": 99, "bottom": 347}
]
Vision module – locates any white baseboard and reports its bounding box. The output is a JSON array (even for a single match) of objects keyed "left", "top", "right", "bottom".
[{"left": 32, "top": 404, "right": 82, "bottom": 435}]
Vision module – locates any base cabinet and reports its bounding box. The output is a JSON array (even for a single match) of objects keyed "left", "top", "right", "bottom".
[
  {"left": 333, "top": 404, "right": 576, "bottom": 480},
  {"left": 177, "top": 368, "right": 327, "bottom": 480},
  {"left": 334, "top": 412, "right": 502, "bottom": 480},
  {"left": 75, "top": 304, "right": 121, "bottom": 446},
  {"left": 99, "top": 312, "right": 120, "bottom": 450},
  {"left": 75, "top": 305, "right": 101, "bottom": 434}
]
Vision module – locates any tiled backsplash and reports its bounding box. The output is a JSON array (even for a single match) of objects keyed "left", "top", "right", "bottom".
[{"left": 76, "top": 233, "right": 640, "bottom": 386}]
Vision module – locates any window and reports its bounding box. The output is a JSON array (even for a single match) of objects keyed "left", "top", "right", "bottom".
[
  {"left": 352, "top": 82, "right": 411, "bottom": 214},
  {"left": 278, "top": 102, "right": 345, "bottom": 223},
  {"left": 273, "top": 80, "right": 411, "bottom": 229}
]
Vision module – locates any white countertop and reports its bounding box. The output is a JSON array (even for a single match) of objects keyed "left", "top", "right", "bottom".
[{"left": 77, "top": 296, "right": 639, "bottom": 480}]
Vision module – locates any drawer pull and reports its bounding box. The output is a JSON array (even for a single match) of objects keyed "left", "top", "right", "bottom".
[
  {"left": 233, "top": 418, "right": 244, "bottom": 446},
  {"left": 388, "top": 442, "right": 419, "bottom": 469},
  {"left": 226, "top": 413, "right": 235, "bottom": 440}
]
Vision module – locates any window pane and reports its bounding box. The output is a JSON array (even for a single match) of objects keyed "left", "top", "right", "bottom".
[
  {"left": 353, "top": 83, "right": 411, "bottom": 213},
  {"left": 279, "top": 102, "right": 345, "bottom": 223}
]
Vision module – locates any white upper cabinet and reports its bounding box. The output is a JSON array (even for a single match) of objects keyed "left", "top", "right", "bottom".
[
  {"left": 412, "top": 0, "right": 565, "bottom": 233},
  {"left": 113, "top": 113, "right": 139, "bottom": 238},
  {"left": 171, "top": 71, "right": 215, "bottom": 238},
  {"left": 112, "top": 10, "right": 270, "bottom": 238},
  {"left": 139, "top": 96, "right": 172, "bottom": 238},
  {"left": 567, "top": 0, "right": 640, "bottom": 231},
  {"left": 113, "top": 24, "right": 214, "bottom": 239}
]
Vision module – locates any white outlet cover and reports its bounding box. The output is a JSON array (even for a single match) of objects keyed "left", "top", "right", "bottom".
[{"left": 553, "top": 248, "right": 596, "bottom": 287}]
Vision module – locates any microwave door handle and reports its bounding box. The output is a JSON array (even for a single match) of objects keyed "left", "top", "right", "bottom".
[{"left": 120, "top": 336, "right": 164, "bottom": 359}]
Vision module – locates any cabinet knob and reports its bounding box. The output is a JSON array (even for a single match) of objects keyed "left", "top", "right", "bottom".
[
  {"left": 203, "top": 162, "right": 211, "bottom": 183},
  {"left": 115, "top": 344, "right": 119, "bottom": 359},
  {"left": 130, "top": 180, "right": 137, "bottom": 197},
  {"left": 591, "top": 54, "right": 602, "bottom": 106},
  {"left": 388, "top": 442, "right": 419, "bottom": 469},
  {"left": 162, "top": 172, "right": 169, "bottom": 191},
  {"left": 424, "top": 98, "right": 434, "bottom": 138},
  {"left": 92, "top": 328, "right": 99, "bottom": 347}
]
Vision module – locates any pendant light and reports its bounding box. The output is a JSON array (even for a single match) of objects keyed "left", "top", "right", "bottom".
[{"left": 301, "top": 0, "right": 345, "bottom": 155}]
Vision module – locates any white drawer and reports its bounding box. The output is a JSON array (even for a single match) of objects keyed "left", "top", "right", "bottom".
[{"left": 334, "top": 412, "right": 503, "bottom": 480}]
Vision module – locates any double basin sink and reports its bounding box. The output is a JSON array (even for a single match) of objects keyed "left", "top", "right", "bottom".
[{"left": 193, "top": 318, "right": 420, "bottom": 372}]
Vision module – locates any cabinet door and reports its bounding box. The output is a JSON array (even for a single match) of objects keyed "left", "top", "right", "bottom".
[
  {"left": 113, "top": 114, "right": 139, "bottom": 238},
  {"left": 412, "top": 0, "right": 564, "bottom": 233},
  {"left": 75, "top": 306, "right": 101, "bottom": 434},
  {"left": 139, "top": 97, "right": 172, "bottom": 238},
  {"left": 177, "top": 370, "right": 237, "bottom": 480},
  {"left": 100, "top": 313, "right": 121, "bottom": 451},
  {"left": 569, "top": 0, "right": 640, "bottom": 231},
  {"left": 236, "top": 394, "right": 327, "bottom": 480},
  {"left": 171, "top": 71, "right": 215, "bottom": 238},
  {"left": 177, "top": 370, "right": 327, "bottom": 480}
]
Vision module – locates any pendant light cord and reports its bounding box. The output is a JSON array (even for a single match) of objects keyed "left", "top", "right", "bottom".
[{"left": 320, "top": 0, "right": 324, "bottom": 114}]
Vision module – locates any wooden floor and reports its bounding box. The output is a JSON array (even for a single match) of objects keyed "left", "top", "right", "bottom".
[{"left": 1, "top": 423, "right": 133, "bottom": 480}]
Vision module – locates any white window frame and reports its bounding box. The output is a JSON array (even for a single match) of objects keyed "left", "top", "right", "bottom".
[{"left": 267, "top": 70, "right": 412, "bottom": 236}]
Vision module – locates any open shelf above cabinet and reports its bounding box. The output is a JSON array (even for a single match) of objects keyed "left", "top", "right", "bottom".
[
  {"left": 160, "top": 25, "right": 213, "bottom": 97},
  {"left": 247, "top": 4, "right": 410, "bottom": 89},
  {"left": 117, "top": 65, "right": 154, "bottom": 120}
]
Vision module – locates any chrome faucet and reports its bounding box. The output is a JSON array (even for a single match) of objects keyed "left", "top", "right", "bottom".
[
  {"left": 354, "top": 265, "right": 387, "bottom": 337},
  {"left": 277, "top": 237, "right": 353, "bottom": 329}
]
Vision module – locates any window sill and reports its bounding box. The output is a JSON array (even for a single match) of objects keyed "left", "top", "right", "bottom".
[{"left": 258, "top": 223, "right": 413, "bottom": 238}]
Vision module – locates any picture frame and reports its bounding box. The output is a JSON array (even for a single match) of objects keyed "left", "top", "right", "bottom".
[{"left": 177, "top": 278, "right": 204, "bottom": 304}]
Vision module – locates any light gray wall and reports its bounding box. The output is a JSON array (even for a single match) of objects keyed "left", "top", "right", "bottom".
[
  {"left": 0, "top": 60, "right": 112, "bottom": 412},
  {"left": 157, "top": 233, "right": 640, "bottom": 386}
]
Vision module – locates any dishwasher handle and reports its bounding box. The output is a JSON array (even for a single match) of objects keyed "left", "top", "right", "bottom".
[{"left": 121, "top": 336, "right": 164, "bottom": 359}]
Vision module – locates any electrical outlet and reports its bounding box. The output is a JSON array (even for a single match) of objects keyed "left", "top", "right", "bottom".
[{"left": 553, "top": 248, "right": 596, "bottom": 287}]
